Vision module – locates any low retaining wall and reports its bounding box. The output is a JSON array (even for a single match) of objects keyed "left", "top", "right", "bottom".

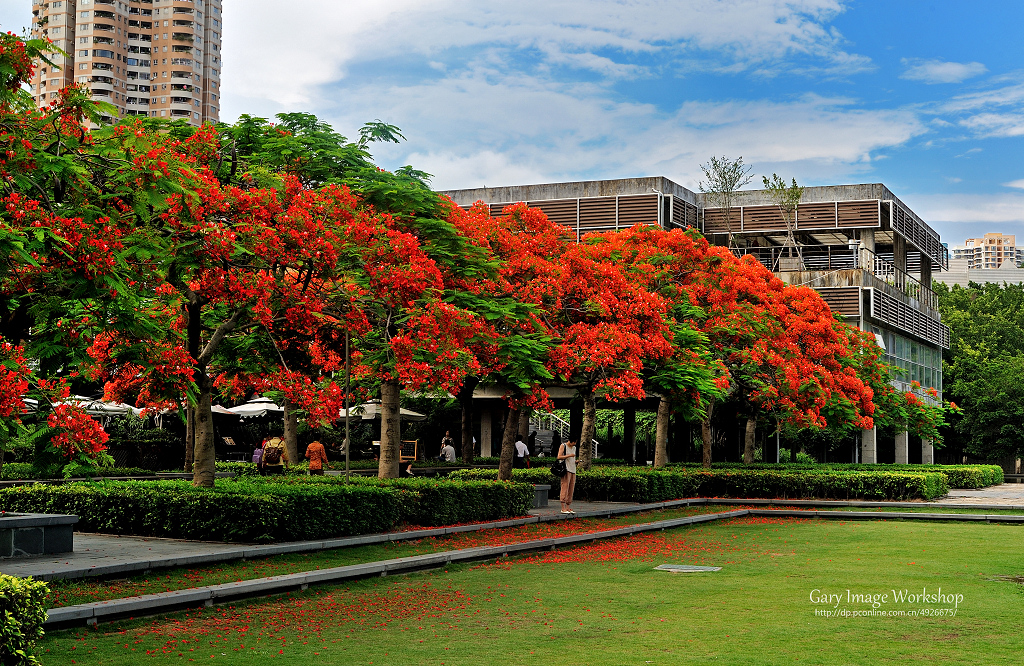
[{"left": 0, "top": 513, "right": 77, "bottom": 558}]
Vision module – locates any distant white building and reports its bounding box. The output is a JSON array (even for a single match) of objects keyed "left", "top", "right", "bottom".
[
  {"left": 950, "top": 233, "right": 1024, "bottom": 270},
  {"left": 936, "top": 258, "right": 1024, "bottom": 288}
]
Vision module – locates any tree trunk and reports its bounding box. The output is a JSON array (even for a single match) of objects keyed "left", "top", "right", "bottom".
[
  {"left": 378, "top": 379, "right": 401, "bottom": 479},
  {"left": 578, "top": 391, "right": 596, "bottom": 471},
  {"left": 701, "top": 399, "right": 715, "bottom": 469},
  {"left": 458, "top": 378, "right": 478, "bottom": 464},
  {"left": 497, "top": 407, "right": 520, "bottom": 481},
  {"left": 743, "top": 414, "right": 757, "bottom": 464},
  {"left": 191, "top": 373, "right": 217, "bottom": 487},
  {"left": 654, "top": 396, "right": 670, "bottom": 468},
  {"left": 184, "top": 405, "right": 195, "bottom": 473},
  {"left": 790, "top": 441, "right": 798, "bottom": 463},
  {"left": 283, "top": 398, "right": 299, "bottom": 467}
]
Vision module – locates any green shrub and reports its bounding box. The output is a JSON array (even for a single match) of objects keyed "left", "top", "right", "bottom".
[
  {"left": 0, "top": 480, "right": 404, "bottom": 543},
  {"left": 259, "top": 476, "right": 533, "bottom": 526},
  {"left": 0, "top": 476, "right": 534, "bottom": 542},
  {"left": 0, "top": 463, "right": 155, "bottom": 480},
  {"left": 448, "top": 467, "right": 950, "bottom": 501},
  {"left": 0, "top": 574, "right": 49, "bottom": 666},
  {"left": 666, "top": 463, "right": 1003, "bottom": 489}
]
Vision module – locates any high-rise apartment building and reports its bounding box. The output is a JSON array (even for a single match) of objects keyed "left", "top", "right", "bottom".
[
  {"left": 950, "top": 233, "right": 1022, "bottom": 269},
  {"left": 28, "top": 0, "right": 222, "bottom": 126}
]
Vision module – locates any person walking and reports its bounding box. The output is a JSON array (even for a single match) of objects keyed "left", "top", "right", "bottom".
[
  {"left": 259, "top": 436, "right": 289, "bottom": 475},
  {"left": 304, "top": 440, "right": 329, "bottom": 475},
  {"left": 557, "top": 438, "right": 578, "bottom": 514},
  {"left": 513, "top": 436, "right": 530, "bottom": 468}
]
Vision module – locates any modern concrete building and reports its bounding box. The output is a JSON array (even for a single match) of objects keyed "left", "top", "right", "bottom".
[
  {"left": 28, "top": 0, "right": 222, "bottom": 126},
  {"left": 950, "top": 233, "right": 1023, "bottom": 270},
  {"left": 443, "top": 177, "right": 950, "bottom": 465}
]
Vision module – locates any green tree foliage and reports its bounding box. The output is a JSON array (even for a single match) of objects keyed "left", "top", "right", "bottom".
[{"left": 936, "top": 281, "right": 1024, "bottom": 459}]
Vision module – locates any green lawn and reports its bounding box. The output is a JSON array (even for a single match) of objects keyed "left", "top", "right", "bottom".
[
  {"left": 38, "top": 515, "right": 1024, "bottom": 665},
  {"left": 46, "top": 505, "right": 720, "bottom": 608}
]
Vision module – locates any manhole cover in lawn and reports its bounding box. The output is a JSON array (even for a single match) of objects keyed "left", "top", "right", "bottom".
[{"left": 654, "top": 564, "right": 722, "bottom": 573}]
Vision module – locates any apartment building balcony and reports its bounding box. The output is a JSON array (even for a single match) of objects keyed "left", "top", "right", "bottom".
[{"left": 172, "top": 33, "right": 195, "bottom": 42}]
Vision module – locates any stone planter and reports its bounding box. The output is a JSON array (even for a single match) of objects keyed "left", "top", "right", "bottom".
[
  {"left": 533, "top": 484, "right": 550, "bottom": 508},
  {"left": 0, "top": 513, "right": 78, "bottom": 558}
]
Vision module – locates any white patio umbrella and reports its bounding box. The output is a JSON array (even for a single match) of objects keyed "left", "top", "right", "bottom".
[
  {"left": 338, "top": 402, "right": 426, "bottom": 422},
  {"left": 229, "top": 397, "right": 284, "bottom": 418},
  {"left": 59, "top": 396, "right": 144, "bottom": 417}
]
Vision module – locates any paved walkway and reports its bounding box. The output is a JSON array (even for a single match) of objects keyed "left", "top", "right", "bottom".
[
  {"left": 7, "top": 488, "right": 1024, "bottom": 582},
  {"left": 0, "top": 499, "right": 654, "bottom": 581},
  {"left": 932, "top": 483, "right": 1024, "bottom": 505}
]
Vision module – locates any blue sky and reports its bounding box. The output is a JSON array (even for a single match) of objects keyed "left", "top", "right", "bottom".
[{"left": 4, "top": 0, "right": 1023, "bottom": 247}]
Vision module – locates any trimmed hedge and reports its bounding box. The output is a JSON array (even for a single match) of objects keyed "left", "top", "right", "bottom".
[
  {"left": 262, "top": 476, "right": 533, "bottom": 526},
  {"left": 0, "top": 480, "right": 404, "bottom": 543},
  {"left": 0, "top": 574, "right": 48, "bottom": 666},
  {"left": 0, "top": 476, "right": 534, "bottom": 542},
  {"left": 667, "top": 463, "right": 1004, "bottom": 489},
  {"left": 448, "top": 467, "right": 950, "bottom": 501},
  {"left": 0, "top": 463, "right": 155, "bottom": 480}
]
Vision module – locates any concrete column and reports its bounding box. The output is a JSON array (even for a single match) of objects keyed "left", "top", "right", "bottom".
[
  {"left": 861, "top": 427, "right": 877, "bottom": 464},
  {"left": 518, "top": 410, "right": 531, "bottom": 442},
  {"left": 570, "top": 402, "right": 583, "bottom": 444},
  {"left": 479, "top": 408, "right": 492, "bottom": 458},
  {"left": 623, "top": 403, "right": 636, "bottom": 463},
  {"left": 893, "top": 234, "right": 907, "bottom": 274},
  {"left": 921, "top": 438, "right": 934, "bottom": 465},
  {"left": 859, "top": 229, "right": 875, "bottom": 269},
  {"left": 895, "top": 431, "right": 909, "bottom": 464},
  {"left": 920, "top": 255, "right": 933, "bottom": 289}
]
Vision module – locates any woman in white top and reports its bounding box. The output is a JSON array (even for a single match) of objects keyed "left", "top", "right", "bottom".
[{"left": 557, "top": 438, "right": 578, "bottom": 514}]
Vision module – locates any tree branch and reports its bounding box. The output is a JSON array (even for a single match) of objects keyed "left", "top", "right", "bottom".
[{"left": 197, "top": 308, "right": 244, "bottom": 366}]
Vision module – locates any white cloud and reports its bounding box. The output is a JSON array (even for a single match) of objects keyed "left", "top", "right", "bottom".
[
  {"left": 221, "top": 0, "right": 869, "bottom": 116},
  {"left": 1005, "top": 179, "right": 1024, "bottom": 190},
  {"left": 342, "top": 71, "right": 925, "bottom": 190},
  {"left": 943, "top": 80, "right": 1024, "bottom": 113},
  {"left": 959, "top": 112, "right": 1024, "bottom": 138},
  {"left": 913, "top": 193, "right": 1024, "bottom": 224},
  {"left": 900, "top": 59, "right": 987, "bottom": 84}
]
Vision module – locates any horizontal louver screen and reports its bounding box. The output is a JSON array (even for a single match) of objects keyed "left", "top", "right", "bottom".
[
  {"left": 869, "top": 288, "right": 950, "bottom": 349},
  {"left": 578, "top": 197, "right": 617, "bottom": 232},
  {"left": 616, "top": 195, "right": 659, "bottom": 229},
  {"left": 817, "top": 287, "right": 861, "bottom": 318},
  {"left": 797, "top": 202, "right": 837, "bottom": 229},
  {"left": 838, "top": 201, "right": 879, "bottom": 227},
  {"left": 528, "top": 199, "right": 577, "bottom": 229}
]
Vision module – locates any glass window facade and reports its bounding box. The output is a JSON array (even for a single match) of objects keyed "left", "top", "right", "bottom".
[{"left": 872, "top": 326, "right": 942, "bottom": 393}]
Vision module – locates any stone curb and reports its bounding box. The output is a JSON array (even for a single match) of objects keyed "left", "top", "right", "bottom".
[
  {"left": 22, "top": 497, "right": 1024, "bottom": 583},
  {"left": 43, "top": 504, "right": 1024, "bottom": 628},
  {"left": 43, "top": 507, "right": 738, "bottom": 627}
]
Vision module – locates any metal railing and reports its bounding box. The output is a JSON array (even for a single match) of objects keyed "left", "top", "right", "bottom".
[
  {"left": 529, "top": 412, "right": 599, "bottom": 457},
  {"left": 733, "top": 244, "right": 938, "bottom": 310}
]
